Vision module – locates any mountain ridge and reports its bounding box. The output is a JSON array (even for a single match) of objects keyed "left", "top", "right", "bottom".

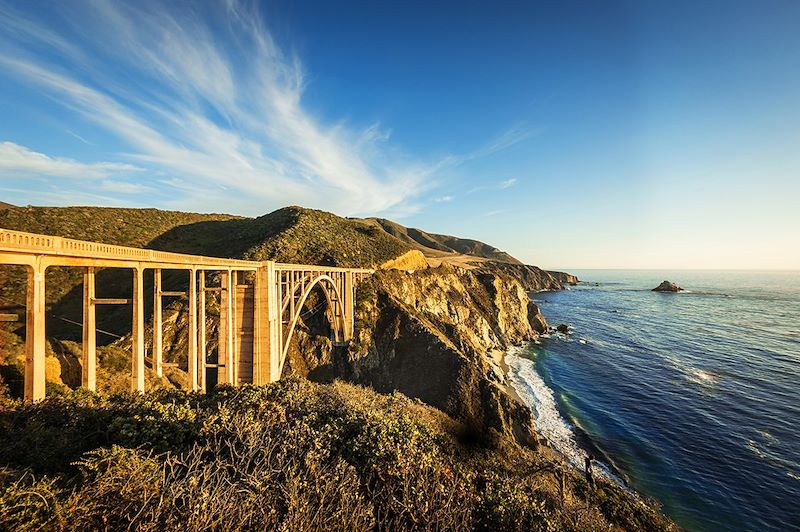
[{"left": 0, "top": 204, "right": 576, "bottom": 283}]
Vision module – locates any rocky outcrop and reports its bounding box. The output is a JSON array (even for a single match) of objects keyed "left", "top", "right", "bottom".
[
  {"left": 379, "top": 249, "right": 428, "bottom": 271},
  {"left": 653, "top": 280, "right": 683, "bottom": 292},
  {"left": 340, "top": 265, "right": 546, "bottom": 446},
  {"left": 477, "top": 262, "right": 566, "bottom": 291},
  {"left": 547, "top": 270, "right": 579, "bottom": 285}
]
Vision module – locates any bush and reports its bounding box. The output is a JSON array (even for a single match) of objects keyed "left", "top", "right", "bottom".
[{"left": 0, "top": 379, "right": 676, "bottom": 531}]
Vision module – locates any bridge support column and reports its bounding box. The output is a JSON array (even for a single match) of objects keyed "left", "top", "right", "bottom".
[
  {"left": 199, "top": 270, "right": 206, "bottom": 391},
  {"left": 153, "top": 269, "right": 163, "bottom": 377},
  {"left": 254, "top": 264, "right": 278, "bottom": 384},
  {"left": 218, "top": 270, "right": 234, "bottom": 385},
  {"left": 132, "top": 266, "right": 145, "bottom": 392},
  {"left": 188, "top": 268, "right": 198, "bottom": 391},
  {"left": 268, "top": 262, "right": 281, "bottom": 381},
  {"left": 24, "top": 262, "right": 46, "bottom": 401},
  {"left": 82, "top": 266, "right": 96, "bottom": 390},
  {"left": 344, "top": 270, "right": 354, "bottom": 341}
]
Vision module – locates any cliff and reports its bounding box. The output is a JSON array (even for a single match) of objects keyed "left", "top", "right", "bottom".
[
  {"left": 476, "top": 262, "right": 568, "bottom": 291},
  {"left": 548, "top": 270, "right": 580, "bottom": 286},
  {"left": 282, "top": 265, "right": 548, "bottom": 446},
  {"left": 0, "top": 205, "right": 570, "bottom": 426}
]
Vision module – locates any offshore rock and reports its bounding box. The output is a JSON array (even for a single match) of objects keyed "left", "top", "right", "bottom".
[{"left": 653, "top": 280, "right": 683, "bottom": 292}]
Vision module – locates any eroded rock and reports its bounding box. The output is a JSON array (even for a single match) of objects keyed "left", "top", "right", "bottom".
[{"left": 652, "top": 280, "right": 683, "bottom": 292}]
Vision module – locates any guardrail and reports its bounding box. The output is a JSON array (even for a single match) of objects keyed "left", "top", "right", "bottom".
[{"left": 0, "top": 228, "right": 261, "bottom": 268}]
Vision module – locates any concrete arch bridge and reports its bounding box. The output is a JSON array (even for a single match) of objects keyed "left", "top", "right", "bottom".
[{"left": 0, "top": 228, "right": 372, "bottom": 400}]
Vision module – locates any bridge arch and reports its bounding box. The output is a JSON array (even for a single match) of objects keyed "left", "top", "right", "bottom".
[
  {"left": 2, "top": 227, "right": 373, "bottom": 400},
  {"left": 279, "top": 273, "right": 346, "bottom": 374}
]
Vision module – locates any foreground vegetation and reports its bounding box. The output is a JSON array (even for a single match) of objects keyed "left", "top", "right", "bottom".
[{"left": 0, "top": 378, "right": 674, "bottom": 531}]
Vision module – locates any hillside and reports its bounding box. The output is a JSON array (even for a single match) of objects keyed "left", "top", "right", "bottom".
[
  {"left": 0, "top": 205, "right": 569, "bottom": 314},
  {"left": 365, "top": 217, "right": 523, "bottom": 265},
  {"left": 0, "top": 379, "right": 676, "bottom": 531},
  {"left": 0, "top": 206, "right": 414, "bottom": 337},
  {"left": 0, "top": 205, "right": 410, "bottom": 267},
  {"left": 0, "top": 205, "right": 240, "bottom": 250}
]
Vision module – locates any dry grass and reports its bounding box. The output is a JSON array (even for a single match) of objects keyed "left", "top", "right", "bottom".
[{"left": 0, "top": 379, "right": 675, "bottom": 531}]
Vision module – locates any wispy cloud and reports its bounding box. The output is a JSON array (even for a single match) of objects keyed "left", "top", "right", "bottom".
[
  {"left": 465, "top": 127, "right": 535, "bottom": 161},
  {"left": 467, "top": 177, "right": 519, "bottom": 195},
  {"left": 65, "top": 130, "right": 94, "bottom": 146},
  {"left": 100, "top": 180, "right": 152, "bottom": 194},
  {"left": 0, "top": 1, "right": 443, "bottom": 215},
  {"left": 0, "top": 141, "right": 139, "bottom": 179},
  {"left": 434, "top": 195, "right": 454, "bottom": 203},
  {"left": 0, "top": 1, "right": 532, "bottom": 217}
]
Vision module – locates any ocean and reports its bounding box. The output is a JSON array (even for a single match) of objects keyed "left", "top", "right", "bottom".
[{"left": 506, "top": 270, "right": 800, "bottom": 532}]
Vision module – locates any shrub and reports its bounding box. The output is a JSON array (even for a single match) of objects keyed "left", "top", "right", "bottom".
[{"left": 0, "top": 379, "right": 675, "bottom": 531}]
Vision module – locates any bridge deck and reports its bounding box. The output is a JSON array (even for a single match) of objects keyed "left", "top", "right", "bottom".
[{"left": 0, "top": 228, "right": 373, "bottom": 401}]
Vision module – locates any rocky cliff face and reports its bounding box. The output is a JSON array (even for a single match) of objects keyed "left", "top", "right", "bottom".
[
  {"left": 477, "top": 262, "right": 567, "bottom": 291},
  {"left": 547, "top": 270, "right": 579, "bottom": 286},
  {"left": 330, "top": 265, "right": 547, "bottom": 446}
]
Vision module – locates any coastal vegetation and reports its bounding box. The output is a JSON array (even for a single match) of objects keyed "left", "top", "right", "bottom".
[{"left": 0, "top": 378, "right": 675, "bottom": 531}]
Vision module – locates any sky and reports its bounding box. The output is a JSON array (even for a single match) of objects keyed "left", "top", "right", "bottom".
[{"left": 0, "top": 0, "right": 798, "bottom": 270}]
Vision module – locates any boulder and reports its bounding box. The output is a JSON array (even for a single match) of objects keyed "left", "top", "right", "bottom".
[
  {"left": 652, "top": 280, "right": 683, "bottom": 292},
  {"left": 556, "top": 323, "right": 569, "bottom": 334}
]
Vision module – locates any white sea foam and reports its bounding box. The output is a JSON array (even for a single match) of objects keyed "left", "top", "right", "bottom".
[
  {"left": 504, "top": 347, "right": 600, "bottom": 471},
  {"left": 664, "top": 355, "right": 720, "bottom": 387},
  {"left": 688, "top": 368, "right": 719, "bottom": 385},
  {"left": 505, "top": 346, "right": 625, "bottom": 483}
]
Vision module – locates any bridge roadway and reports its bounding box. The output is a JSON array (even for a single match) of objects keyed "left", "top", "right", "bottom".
[{"left": 0, "top": 228, "right": 372, "bottom": 400}]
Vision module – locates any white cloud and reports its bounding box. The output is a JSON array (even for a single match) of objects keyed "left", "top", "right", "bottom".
[
  {"left": 434, "top": 195, "right": 454, "bottom": 203},
  {"left": 467, "top": 177, "right": 520, "bottom": 195},
  {"left": 0, "top": 1, "right": 442, "bottom": 215},
  {"left": 0, "top": 141, "right": 139, "bottom": 179},
  {"left": 100, "top": 180, "right": 151, "bottom": 194}
]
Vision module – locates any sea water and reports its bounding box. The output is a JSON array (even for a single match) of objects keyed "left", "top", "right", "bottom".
[{"left": 505, "top": 270, "right": 800, "bottom": 532}]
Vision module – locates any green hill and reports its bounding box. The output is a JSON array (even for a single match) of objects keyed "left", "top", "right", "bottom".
[
  {"left": 0, "top": 205, "right": 411, "bottom": 267},
  {"left": 0, "top": 205, "right": 415, "bottom": 350},
  {"left": 366, "top": 217, "right": 523, "bottom": 264},
  {"left": 0, "top": 205, "right": 240, "bottom": 250}
]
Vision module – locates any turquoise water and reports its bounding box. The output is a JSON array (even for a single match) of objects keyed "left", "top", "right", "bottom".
[{"left": 506, "top": 270, "right": 800, "bottom": 531}]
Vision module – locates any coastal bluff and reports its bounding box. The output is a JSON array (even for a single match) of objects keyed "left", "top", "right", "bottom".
[{"left": 0, "top": 204, "right": 677, "bottom": 531}]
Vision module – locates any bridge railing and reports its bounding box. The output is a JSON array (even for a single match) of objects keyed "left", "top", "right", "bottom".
[
  {"left": 0, "top": 228, "right": 261, "bottom": 268},
  {"left": 274, "top": 262, "right": 373, "bottom": 274}
]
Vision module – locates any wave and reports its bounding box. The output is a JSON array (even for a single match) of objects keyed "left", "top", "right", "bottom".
[
  {"left": 745, "top": 433, "right": 800, "bottom": 482},
  {"left": 662, "top": 355, "right": 722, "bottom": 388},
  {"left": 505, "top": 346, "right": 621, "bottom": 482}
]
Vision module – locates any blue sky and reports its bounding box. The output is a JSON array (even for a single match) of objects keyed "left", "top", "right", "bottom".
[{"left": 1, "top": 1, "right": 798, "bottom": 269}]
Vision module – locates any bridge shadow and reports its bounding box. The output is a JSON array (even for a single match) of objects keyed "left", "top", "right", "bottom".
[
  {"left": 146, "top": 218, "right": 254, "bottom": 257},
  {"left": 45, "top": 218, "right": 258, "bottom": 344}
]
